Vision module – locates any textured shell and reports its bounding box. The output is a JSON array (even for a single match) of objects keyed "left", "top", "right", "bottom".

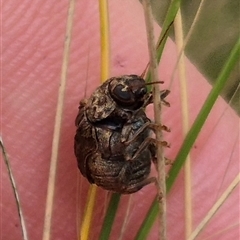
[{"left": 84, "top": 79, "right": 117, "bottom": 122}]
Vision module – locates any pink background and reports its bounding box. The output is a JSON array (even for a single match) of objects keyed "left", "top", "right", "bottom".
[{"left": 2, "top": 1, "right": 239, "bottom": 239}]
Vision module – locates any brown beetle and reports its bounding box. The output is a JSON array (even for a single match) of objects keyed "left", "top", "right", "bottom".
[{"left": 74, "top": 75, "right": 169, "bottom": 194}]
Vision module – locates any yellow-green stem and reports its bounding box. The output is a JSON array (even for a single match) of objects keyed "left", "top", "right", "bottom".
[{"left": 79, "top": 1, "right": 110, "bottom": 239}]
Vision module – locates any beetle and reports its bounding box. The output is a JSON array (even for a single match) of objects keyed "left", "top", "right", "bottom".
[{"left": 74, "top": 75, "right": 169, "bottom": 194}]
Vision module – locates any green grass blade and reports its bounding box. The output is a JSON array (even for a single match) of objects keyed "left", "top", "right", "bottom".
[
  {"left": 99, "top": 193, "right": 121, "bottom": 240},
  {"left": 145, "top": 0, "right": 181, "bottom": 83},
  {"left": 156, "top": 0, "right": 180, "bottom": 61},
  {"left": 167, "top": 37, "right": 240, "bottom": 190},
  {"left": 135, "top": 198, "right": 159, "bottom": 240},
  {"left": 135, "top": 37, "right": 240, "bottom": 239}
]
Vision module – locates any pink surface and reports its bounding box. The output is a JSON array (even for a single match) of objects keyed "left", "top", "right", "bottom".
[{"left": 2, "top": 1, "right": 239, "bottom": 240}]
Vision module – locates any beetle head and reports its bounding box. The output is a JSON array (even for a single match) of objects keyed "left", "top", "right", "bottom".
[{"left": 108, "top": 75, "right": 147, "bottom": 110}]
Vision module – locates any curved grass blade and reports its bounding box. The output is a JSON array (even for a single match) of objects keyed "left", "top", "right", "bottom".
[
  {"left": 1, "top": 137, "right": 29, "bottom": 240},
  {"left": 135, "top": 37, "right": 240, "bottom": 239}
]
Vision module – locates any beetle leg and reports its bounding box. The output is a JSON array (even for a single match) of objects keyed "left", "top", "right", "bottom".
[
  {"left": 152, "top": 156, "right": 173, "bottom": 174},
  {"left": 164, "top": 157, "right": 173, "bottom": 165},
  {"left": 121, "top": 122, "right": 156, "bottom": 143},
  {"left": 152, "top": 156, "right": 173, "bottom": 166},
  {"left": 128, "top": 137, "right": 169, "bottom": 161},
  {"left": 142, "top": 89, "right": 170, "bottom": 108},
  {"left": 79, "top": 98, "right": 88, "bottom": 108},
  {"left": 123, "top": 123, "right": 170, "bottom": 144},
  {"left": 121, "top": 177, "right": 157, "bottom": 194},
  {"left": 160, "top": 89, "right": 171, "bottom": 107}
]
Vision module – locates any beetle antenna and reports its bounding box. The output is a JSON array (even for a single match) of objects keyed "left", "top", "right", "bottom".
[
  {"left": 145, "top": 81, "right": 164, "bottom": 85},
  {"left": 140, "top": 62, "right": 150, "bottom": 78},
  {"left": 84, "top": 44, "right": 90, "bottom": 98}
]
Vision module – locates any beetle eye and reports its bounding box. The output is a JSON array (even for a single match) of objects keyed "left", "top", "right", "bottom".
[
  {"left": 112, "top": 84, "right": 132, "bottom": 103},
  {"left": 135, "top": 87, "right": 147, "bottom": 97}
]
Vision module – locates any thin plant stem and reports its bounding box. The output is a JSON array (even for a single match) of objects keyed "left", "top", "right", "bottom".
[
  {"left": 187, "top": 173, "right": 240, "bottom": 240},
  {"left": 201, "top": 222, "right": 239, "bottom": 240},
  {"left": 170, "top": 0, "right": 207, "bottom": 87},
  {"left": 99, "top": 0, "right": 110, "bottom": 82},
  {"left": 142, "top": 1, "right": 167, "bottom": 239},
  {"left": 118, "top": 195, "right": 133, "bottom": 240},
  {"left": 42, "top": 1, "right": 76, "bottom": 239},
  {"left": 0, "top": 137, "right": 29, "bottom": 240},
  {"left": 80, "top": 185, "right": 97, "bottom": 240},
  {"left": 174, "top": 9, "right": 192, "bottom": 238}
]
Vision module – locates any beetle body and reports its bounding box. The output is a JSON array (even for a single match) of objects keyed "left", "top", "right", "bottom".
[{"left": 74, "top": 75, "right": 168, "bottom": 194}]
